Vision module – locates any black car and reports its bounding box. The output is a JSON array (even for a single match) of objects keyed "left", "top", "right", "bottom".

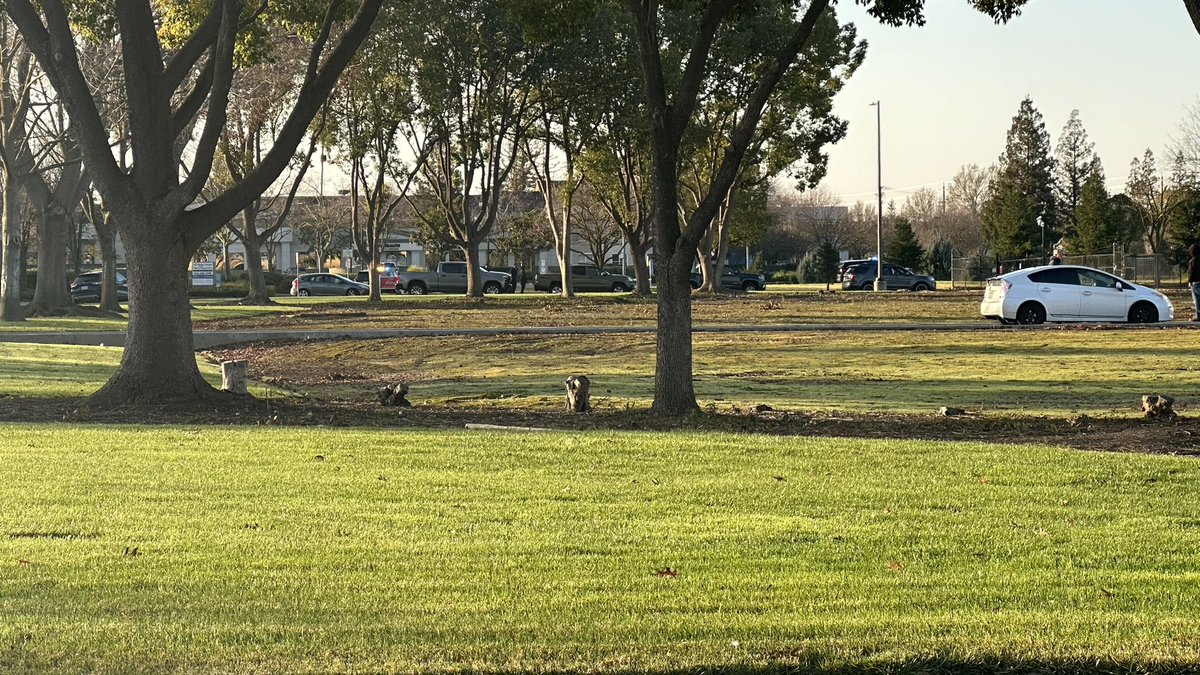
[{"left": 70, "top": 271, "right": 128, "bottom": 303}]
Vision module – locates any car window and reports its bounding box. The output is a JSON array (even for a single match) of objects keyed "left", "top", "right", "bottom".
[
  {"left": 1028, "top": 268, "right": 1079, "bottom": 285},
  {"left": 570, "top": 265, "right": 587, "bottom": 275},
  {"left": 1078, "top": 269, "right": 1118, "bottom": 288},
  {"left": 441, "top": 262, "right": 466, "bottom": 275}
]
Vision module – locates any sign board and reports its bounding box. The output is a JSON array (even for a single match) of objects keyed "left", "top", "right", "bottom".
[{"left": 191, "top": 262, "right": 215, "bottom": 287}]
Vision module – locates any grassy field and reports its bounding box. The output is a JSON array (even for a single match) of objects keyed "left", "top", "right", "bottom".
[
  {"left": 231, "top": 328, "right": 1200, "bottom": 418},
  {"left": 2, "top": 426, "right": 1199, "bottom": 673}
]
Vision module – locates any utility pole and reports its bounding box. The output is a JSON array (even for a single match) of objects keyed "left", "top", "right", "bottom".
[{"left": 870, "top": 101, "right": 886, "bottom": 291}]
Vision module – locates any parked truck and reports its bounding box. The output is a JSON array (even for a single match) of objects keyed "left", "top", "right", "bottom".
[
  {"left": 354, "top": 266, "right": 401, "bottom": 293},
  {"left": 533, "top": 265, "right": 634, "bottom": 293},
  {"left": 689, "top": 268, "right": 767, "bottom": 291},
  {"left": 396, "top": 261, "right": 511, "bottom": 295}
]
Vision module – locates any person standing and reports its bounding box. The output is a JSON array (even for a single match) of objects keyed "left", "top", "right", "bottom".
[
  {"left": 1189, "top": 244, "right": 1200, "bottom": 321},
  {"left": 519, "top": 264, "right": 528, "bottom": 293}
]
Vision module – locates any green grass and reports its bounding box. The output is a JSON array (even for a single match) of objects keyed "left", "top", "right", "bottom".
[
  {"left": 2, "top": 426, "right": 1198, "bottom": 672},
  {"left": 0, "top": 343, "right": 275, "bottom": 399},
  {"left": 258, "top": 329, "right": 1200, "bottom": 417}
]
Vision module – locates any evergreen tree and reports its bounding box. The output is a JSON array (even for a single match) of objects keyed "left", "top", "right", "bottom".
[
  {"left": 1073, "top": 172, "right": 1114, "bottom": 254},
  {"left": 886, "top": 216, "right": 925, "bottom": 270},
  {"left": 816, "top": 242, "right": 840, "bottom": 289},
  {"left": 981, "top": 97, "right": 1057, "bottom": 259},
  {"left": 1166, "top": 190, "right": 1200, "bottom": 267},
  {"left": 927, "top": 240, "right": 953, "bottom": 279},
  {"left": 1053, "top": 110, "right": 1099, "bottom": 238}
]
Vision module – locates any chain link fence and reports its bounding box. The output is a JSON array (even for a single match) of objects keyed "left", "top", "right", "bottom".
[{"left": 951, "top": 252, "right": 1183, "bottom": 289}]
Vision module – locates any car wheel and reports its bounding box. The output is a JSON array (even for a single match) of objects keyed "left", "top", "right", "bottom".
[
  {"left": 1128, "top": 302, "right": 1159, "bottom": 324},
  {"left": 483, "top": 281, "right": 502, "bottom": 294},
  {"left": 394, "top": 286, "right": 405, "bottom": 294},
  {"left": 612, "top": 283, "right": 629, "bottom": 292},
  {"left": 298, "top": 289, "right": 311, "bottom": 297},
  {"left": 550, "top": 283, "right": 562, "bottom": 294},
  {"left": 912, "top": 283, "right": 929, "bottom": 292},
  {"left": 741, "top": 281, "right": 757, "bottom": 292},
  {"left": 407, "top": 282, "right": 426, "bottom": 295},
  {"left": 346, "top": 288, "right": 360, "bottom": 296},
  {"left": 1016, "top": 301, "right": 1046, "bottom": 325},
  {"left": 859, "top": 283, "right": 872, "bottom": 291}
]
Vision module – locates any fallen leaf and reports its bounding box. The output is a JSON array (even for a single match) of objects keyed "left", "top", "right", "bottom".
[
  {"left": 654, "top": 567, "right": 678, "bottom": 578},
  {"left": 887, "top": 561, "right": 904, "bottom": 571}
]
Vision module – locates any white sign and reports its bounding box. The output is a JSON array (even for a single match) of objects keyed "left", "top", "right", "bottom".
[{"left": 191, "top": 262, "right": 215, "bottom": 287}]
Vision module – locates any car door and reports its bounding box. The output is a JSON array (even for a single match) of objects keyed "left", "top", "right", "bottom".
[
  {"left": 439, "top": 262, "right": 468, "bottom": 292},
  {"left": 570, "top": 265, "right": 595, "bottom": 291},
  {"left": 1028, "top": 268, "right": 1081, "bottom": 319},
  {"left": 1077, "top": 269, "right": 1128, "bottom": 319},
  {"left": 885, "top": 266, "right": 913, "bottom": 290}
]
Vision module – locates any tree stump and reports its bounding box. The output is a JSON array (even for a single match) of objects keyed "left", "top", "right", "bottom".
[
  {"left": 1142, "top": 394, "right": 1176, "bottom": 419},
  {"left": 378, "top": 382, "right": 411, "bottom": 407},
  {"left": 565, "top": 375, "right": 590, "bottom": 413},
  {"left": 221, "top": 361, "right": 248, "bottom": 394}
]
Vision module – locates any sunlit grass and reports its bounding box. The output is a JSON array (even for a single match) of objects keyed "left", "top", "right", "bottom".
[
  {"left": 256, "top": 328, "right": 1200, "bottom": 418},
  {"left": 1, "top": 426, "right": 1198, "bottom": 672},
  {"left": 0, "top": 343, "right": 277, "bottom": 399}
]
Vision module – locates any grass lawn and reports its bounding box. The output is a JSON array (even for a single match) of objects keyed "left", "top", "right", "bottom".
[
  {"left": 236, "top": 328, "right": 1200, "bottom": 418},
  {"left": 2, "top": 426, "right": 1199, "bottom": 673}
]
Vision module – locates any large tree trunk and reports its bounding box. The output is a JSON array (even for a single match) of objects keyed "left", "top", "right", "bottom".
[
  {"left": 26, "top": 202, "right": 74, "bottom": 315},
  {"left": 649, "top": 149, "right": 698, "bottom": 415},
  {"left": 91, "top": 222, "right": 215, "bottom": 405},
  {"left": 368, "top": 253, "right": 382, "bottom": 302},
  {"left": 0, "top": 169, "right": 24, "bottom": 321},
  {"left": 654, "top": 244, "right": 697, "bottom": 415}
]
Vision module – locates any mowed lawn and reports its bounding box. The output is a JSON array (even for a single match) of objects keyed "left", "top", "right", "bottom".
[
  {"left": 245, "top": 328, "right": 1200, "bottom": 417},
  {"left": 2, "top": 426, "right": 1199, "bottom": 673}
]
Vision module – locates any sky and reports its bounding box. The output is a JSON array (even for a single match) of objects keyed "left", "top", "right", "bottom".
[{"left": 818, "top": 0, "right": 1200, "bottom": 207}]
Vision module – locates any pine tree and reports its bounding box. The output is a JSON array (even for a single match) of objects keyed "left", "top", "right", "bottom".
[
  {"left": 886, "top": 216, "right": 925, "bottom": 271},
  {"left": 981, "top": 97, "right": 1057, "bottom": 260},
  {"left": 1053, "top": 110, "right": 1099, "bottom": 238},
  {"left": 816, "top": 242, "right": 840, "bottom": 289},
  {"left": 1073, "top": 172, "right": 1113, "bottom": 254}
]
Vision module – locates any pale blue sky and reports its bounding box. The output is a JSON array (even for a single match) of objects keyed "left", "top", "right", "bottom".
[{"left": 820, "top": 0, "right": 1200, "bottom": 206}]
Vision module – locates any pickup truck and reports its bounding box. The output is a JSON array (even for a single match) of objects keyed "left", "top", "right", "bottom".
[
  {"left": 396, "top": 261, "right": 511, "bottom": 295},
  {"left": 689, "top": 268, "right": 767, "bottom": 291},
  {"left": 533, "top": 265, "right": 634, "bottom": 293}
]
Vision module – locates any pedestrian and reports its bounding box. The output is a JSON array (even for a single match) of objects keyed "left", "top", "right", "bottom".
[
  {"left": 519, "top": 264, "right": 528, "bottom": 293},
  {"left": 1189, "top": 244, "right": 1200, "bottom": 321},
  {"left": 1049, "top": 248, "right": 1063, "bottom": 265}
]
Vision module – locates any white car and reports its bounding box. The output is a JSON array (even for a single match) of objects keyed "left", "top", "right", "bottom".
[{"left": 980, "top": 265, "right": 1173, "bottom": 325}]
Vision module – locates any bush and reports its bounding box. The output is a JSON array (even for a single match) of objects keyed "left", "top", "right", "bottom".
[{"left": 768, "top": 270, "right": 799, "bottom": 284}]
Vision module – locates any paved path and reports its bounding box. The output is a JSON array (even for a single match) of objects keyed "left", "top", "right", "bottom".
[{"left": 0, "top": 321, "right": 1188, "bottom": 349}]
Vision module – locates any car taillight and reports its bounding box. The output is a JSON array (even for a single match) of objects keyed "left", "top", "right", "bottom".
[
  {"left": 1000, "top": 280, "right": 1011, "bottom": 296},
  {"left": 292, "top": 279, "right": 298, "bottom": 288}
]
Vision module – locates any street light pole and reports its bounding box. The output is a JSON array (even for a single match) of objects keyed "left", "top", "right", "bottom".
[{"left": 870, "top": 101, "right": 885, "bottom": 291}]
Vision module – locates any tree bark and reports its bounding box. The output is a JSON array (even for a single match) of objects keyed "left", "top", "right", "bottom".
[
  {"left": 97, "top": 222, "right": 120, "bottom": 311},
  {"left": 26, "top": 201, "right": 73, "bottom": 315},
  {"left": 91, "top": 222, "right": 214, "bottom": 404},
  {"left": 630, "top": 241, "right": 652, "bottom": 295},
  {"left": 235, "top": 208, "right": 273, "bottom": 305},
  {"left": 0, "top": 166, "right": 23, "bottom": 321},
  {"left": 463, "top": 240, "right": 482, "bottom": 297}
]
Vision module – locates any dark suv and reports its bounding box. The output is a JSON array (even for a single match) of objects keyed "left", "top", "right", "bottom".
[
  {"left": 70, "top": 271, "right": 128, "bottom": 303},
  {"left": 841, "top": 262, "right": 936, "bottom": 292}
]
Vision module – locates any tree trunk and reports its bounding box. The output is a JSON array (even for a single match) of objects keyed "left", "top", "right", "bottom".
[
  {"left": 654, "top": 245, "right": 697, "bottom": 415},
  {"left": 26, "top": 202, "right": 74, "bottom": 315},
  {"left": 98, "top": 225, "right": 120, "bottom": 312},
  {"left": 0, "top": 169, "right": 24, "bottom": 321},
  {"left": 464, "top": 240, "right": 482, "bottom": 297},
  {"left": 368, "top": 253, "right": 382, "bottom": 303},
  {"left": 238, "top": 211, "right": 274, "bottom": 305},
  {"left": 90, "top": 225, "right": 216, "bottom": 405},
  {"left": 631, "top": 242, "right": 652, "bottom": 295}
]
